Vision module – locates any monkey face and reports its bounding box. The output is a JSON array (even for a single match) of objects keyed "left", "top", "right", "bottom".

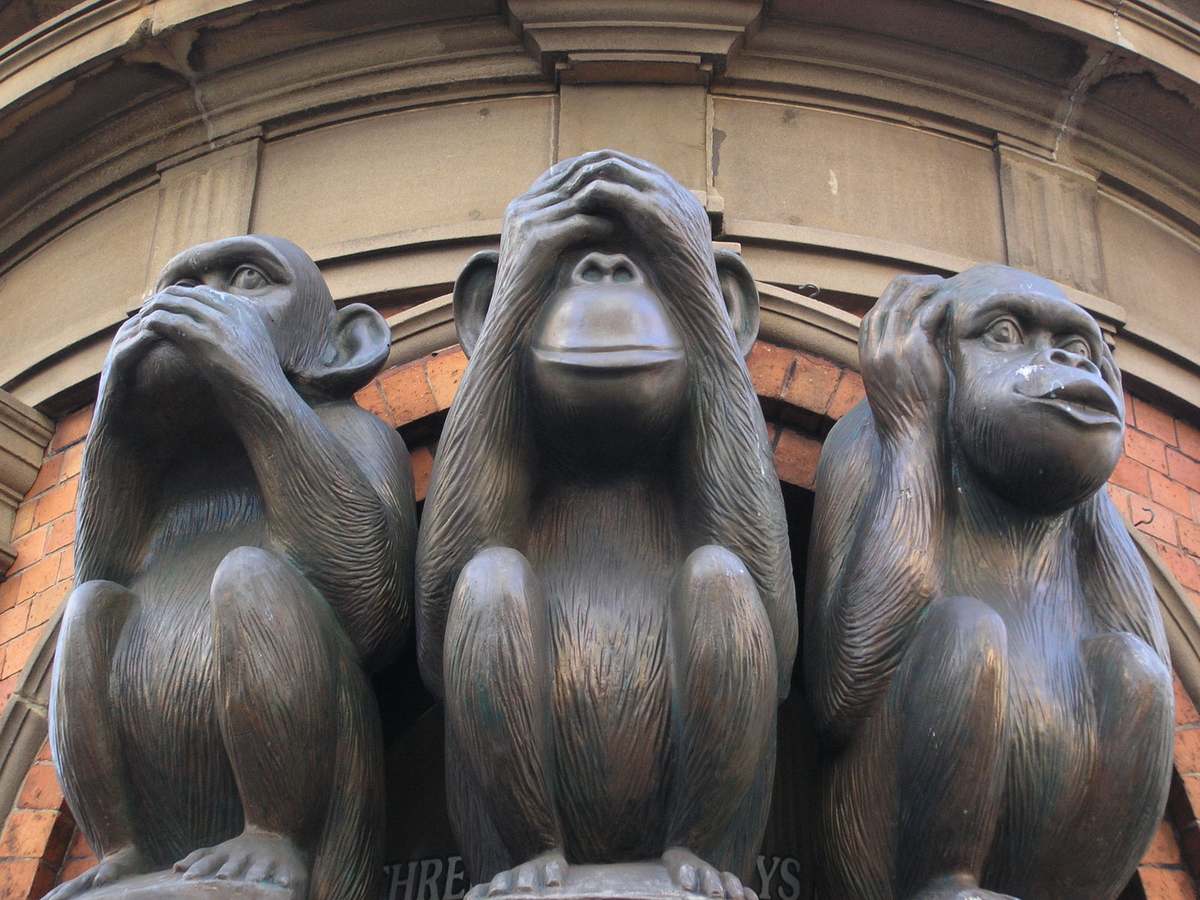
[
  {"left": 946, "top": 268, "right": 1124, "bottom": 513},
  {"left": 130, "top": 237, "right": 335, "bottom": 396},
  {"left": 529, "top": 251, "right": 688, "bottom": 465}
]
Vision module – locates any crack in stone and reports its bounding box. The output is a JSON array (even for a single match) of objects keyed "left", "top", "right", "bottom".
[{"left": 1052, "top": 48, "right": 1111, "bottom": 161}]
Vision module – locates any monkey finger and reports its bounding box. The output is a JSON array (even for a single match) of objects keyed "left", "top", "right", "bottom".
[
  {"left": 466, "top": 884, "right": 487, "bottom": 900},
  {"left": 142, "top": 294, "right": 214, "bottom": 326},
  {"left": 509, "top": 189, "right": 570, "bottom": 221},
  {"left": 158, "top": 284, "right": 231, "bottom": 311},
  {"left": 562, "top": 157, "right": 654, "bottom": 198},
  {"left": 916, "top": 289, "right": 953, "bottom": 339},
  {"left": 571, "top": 178, "right": 648, "bottom": 219},
  {"left": 744, "top": 888, "right": 759, "bottom": 900},
  {"left": 517, "top": 209, "right": 617, "bottom": 256},
  {"left": 588, "top": 148, "right": 659, "bottom": 174},
  {"left": 142, "top": 310, "right": 210, "bottom": 348},
  {"left": 890, "top": 275, "right": 945, "bottom": 331},
  {"left": 1098, "top": 344, "right": 1122, "bottom": 385},
  {"left": 530, "top": 152, "right": 601, "bottom": 192}
]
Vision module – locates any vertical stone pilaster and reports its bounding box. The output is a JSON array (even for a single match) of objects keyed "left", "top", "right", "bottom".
[
  {"left": 998, "top": 144, "right": 1107, "bottom": 296},
  {"left": 143, "top": 134, "right": 263, "bottom": 296},
  {"left": 0, "top": 394, "right": 52, "bottom": 575}
]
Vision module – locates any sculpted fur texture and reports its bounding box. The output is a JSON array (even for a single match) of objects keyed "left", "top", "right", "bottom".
[
  {"left": 416, "top": 151, "right": 796, "bottom": 900},
  {"left": 806, "top": 265, "right": 1173, "bottom": 900},
  {"left": 48, "top": 236, "right": 416, "bottom": 900}
]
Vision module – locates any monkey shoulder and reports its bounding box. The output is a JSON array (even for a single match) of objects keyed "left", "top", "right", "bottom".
[{"left": 313, "top": 399, "right": 415, "bottom": 504}]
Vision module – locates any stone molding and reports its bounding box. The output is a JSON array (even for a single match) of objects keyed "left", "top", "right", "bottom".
[{"left": 0, "top": 393, "right": 52, "bottom": 574}]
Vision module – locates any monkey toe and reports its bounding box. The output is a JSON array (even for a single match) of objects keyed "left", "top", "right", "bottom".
[
  {"left": 243, "top": 857, "right": 277, "bottom": 884},
  {"left": 175, "top": 833, "right": 307, "bottom": 890},
  {"left": 720, "top": 872, "right": 744, "bottom": 899},
  {"left": 664, "top": 848, "right": 745, "bottom": 898},
  {"left": 700, "top": 869, "right": 724, "bottom": 898},
  {"left": 487, "top": 869, "right": 514, "bottom": 896},
  {"left": 182, "top": 849, "right": 229, "bottom": 880},
  {"left": 51, "top": 846, "right": 148, "bottom": 897},
  {"left": 215, "top": 851, "right": 251, "bottom": 880},
  {"left": 473, "top": 851, "right": 568, "bottom": 898},
  {"left": 44, "top": 871, "right": 97, "bottom": 900}
]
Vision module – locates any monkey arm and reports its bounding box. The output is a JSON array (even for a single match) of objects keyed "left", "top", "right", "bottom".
[
  {"left": 808, "top": 420, "right": 946, "bottom": 745},
  {"left": 74, "top": 318, "right": 163, "bottom": 584},
  {"left": 73, "top": 422, "right": 159, "bottom": 585},
  {"left": 1077, "top": 494, "right": 1170, "bottom": 661},
  {"left": 808, "top": 274, "right": 951, "bottom": 745},
  {"left": 222, "top": 377, "right": 415, "bottom": 672}
]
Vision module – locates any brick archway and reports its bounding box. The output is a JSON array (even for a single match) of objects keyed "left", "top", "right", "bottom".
[{"left": 2, "top": 341, "right": 1200, "bottom": 899}]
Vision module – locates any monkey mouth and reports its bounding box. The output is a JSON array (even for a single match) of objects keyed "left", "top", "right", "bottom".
[
  {"left": 1025, "top": 379, "right": 1121, "bottom": 426},
  {"left": 532, "top": 345, "right": 685, "bottom": 372}
]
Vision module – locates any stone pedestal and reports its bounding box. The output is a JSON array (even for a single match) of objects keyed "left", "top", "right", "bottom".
[
  {"left": 482, "top": 862, "right": 691, "bottom": 900},
  {"left": 79, "top": 871, "right": 295, "bottom": 900}
]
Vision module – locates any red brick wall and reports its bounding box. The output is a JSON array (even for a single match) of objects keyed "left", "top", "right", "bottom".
[{"left": 1, "top": 344, "right": 1199, "bottom": 900}]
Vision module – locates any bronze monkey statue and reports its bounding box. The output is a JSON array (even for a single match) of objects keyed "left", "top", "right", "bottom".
[
  {"left": 417, "top": 150, "right": 797, "bottom": 899},
  {"left": 807, "top": 265, "right": 1173, "bottom": 900},
  {"left": 48, "top": 235, "right": 416, "bottom": 900}
]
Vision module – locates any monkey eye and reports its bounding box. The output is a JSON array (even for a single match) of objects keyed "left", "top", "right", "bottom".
[
  {"left": 1057, "top": 336, "right": 1092, "bottom": 360},
  {"left": 580, "top": 264, "right": 604, "bottom": 283},
  {"left": 230, "top": 265, "right": 270, "bottom": 291},
  {"left": 171, "top": 278, "right": 199, "bottom": 289},
  {"left": 613, "top": 264, "right": 635, "bottom": 283},
  {"left": 984, "top": 317, "right": 1022, "bottom": 346}
]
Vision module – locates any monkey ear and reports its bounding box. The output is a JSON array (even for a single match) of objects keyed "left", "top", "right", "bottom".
[
  {"left": 305, "top": 303, "right": 391, "bottom": 396},
  {"left": 714, "top": 249, "right": 760, "bottom": 358},
  {"left": 454, "top": 250, "right": 500, "bottom": 359}
]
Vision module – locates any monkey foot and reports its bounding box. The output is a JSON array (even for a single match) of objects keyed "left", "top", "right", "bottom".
[
  {"left": 44, "top": 846, "right": 151, "bottom": 900},
  {"left": 662, "top": 848, "right": 757, "bottom": 900},
  {"left": 909, "top": 881, "right": 1019, "bottom": 900},
  {"left": 173, "top": 831, "right": 308, "bottom": 892},
  {"left": 467, "top": 850, "right": 569, "bottom": 899}
]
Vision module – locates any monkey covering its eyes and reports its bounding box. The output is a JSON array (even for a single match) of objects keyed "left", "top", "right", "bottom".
[
  {"left": 416, "top": 150, "right": 797, "bottom": 899},
  {"left": 47, "top": 236, "right": 417, "bottom": 900},
  {"left": 806, "top": 265, "right": 1173, "bottom": 900}
]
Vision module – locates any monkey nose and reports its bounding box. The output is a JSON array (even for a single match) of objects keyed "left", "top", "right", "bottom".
[
  {"left": 1038, "top": 346, "right": 1101, "bottom": 375},
  {"left": 571, "top": 252, "right": 644, "bottom": 286}
]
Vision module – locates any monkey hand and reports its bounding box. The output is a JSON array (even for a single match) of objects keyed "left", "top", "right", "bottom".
[
  {"left": 859, "top": 273, "right": 950, "bottom": 442},
  {"left": 139, "top": 285, "right": 289, "bottom": 396},
  {"left": 92, "top": 311, "right": 161, "bottom": 426},
  {"left": 496, "top": 153, "right": 622, "bottom": 292},
  {"left": 555, "top": 150, "right": 709, "bottom": 252},
  {"left": 496, "top": 151, "right": 704, "bottom": 292}
]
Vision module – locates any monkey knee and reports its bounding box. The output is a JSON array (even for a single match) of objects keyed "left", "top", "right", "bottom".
[
  {"left": 212, "top": 546, "right": 286, "bottom": 601},
  {"left": 210, "top": 546, "right": 337, "bottom": 653},
  {"left": 673, "top": 546, "right": 774, "bottom": 690},
  {"left": 675, "top": 545, "right": 762, "bottom": 617},
  {"left": 1083, "top": 633, "right": 1171, "bottom": 709},
  {"left": 449, "top": 547, "right": 540, "bottom": 635},
  {"left": 898, "top": 597, "right": 1007, "bottom": 709},
  {"left": 58, "top": 581, "right": 136, "bottom": 659},
  {"left": 917, "top": 596, "right": 1006, "bottom": 660},
  {"left": 62, "top": 580, "right": 134, "bottom": 625}
]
